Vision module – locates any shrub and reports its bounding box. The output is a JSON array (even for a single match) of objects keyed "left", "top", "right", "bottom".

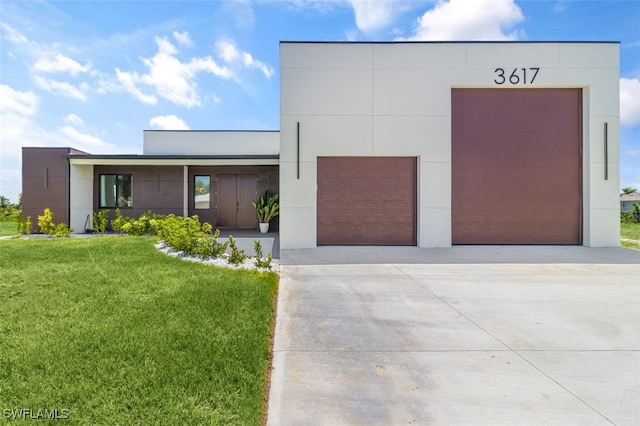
[
  {"left": 111, "top": 208, "right": 132, "bottom": 233},
  {"left": 621, "top": 211, "right": 635, "bottom": 224},
  {"left": 93, "top": 210, "right": 109, "bottom": 234},
  {"left": 54, "top": 223, "right": 72, "bottom": 237},
  {"left": 0, "top": 195, "right": 21, "bottom": 222},
  {"left": 34, "top": 208, "right": 72, "bottom": 237},
  {"left": 621, "top": 203, "right": 640, "bottom": 224},
  {"left": 156, "top": 214, "right": 219, "bottom": 255},
  {"left": 253, "top": 240, "right": 273, "bottom": 269},
  {"left": 37, "top": 208, "right": 56, "bottom": 234},
  {"left": 227, "top": 236, "right": 247, "bottom": 265},
  {"left": 18, "top": 216, "right": 32, "bottom": 235}
]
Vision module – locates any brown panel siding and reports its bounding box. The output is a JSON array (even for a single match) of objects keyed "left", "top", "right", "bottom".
[
  {"left": 188, "top": 166, "right": 279, "bottom": 230},
  {"left": 22, "top": 148, "right": 73, "bottom": 226},
  {"left": 451, "top": 88, "right": 582, "bottom": 245},
  {"left": 93, "top": 166, "right": 184, "bottom": 226},
  {"left": 317, "top": 157, "right": 417, "bottom": 245}
]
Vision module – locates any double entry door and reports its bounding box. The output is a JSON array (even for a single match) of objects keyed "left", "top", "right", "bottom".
[{"left": 216, "top": 174, "right": 257, "bottom": 229}]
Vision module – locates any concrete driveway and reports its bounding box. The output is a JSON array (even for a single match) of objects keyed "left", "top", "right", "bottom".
[{"left": 267, "top": 246, "right": 640, "bottom": 425}]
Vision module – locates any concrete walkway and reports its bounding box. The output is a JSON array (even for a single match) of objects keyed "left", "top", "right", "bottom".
[{"left": 268, "top": 246, "right": 640, "bottom": 425}]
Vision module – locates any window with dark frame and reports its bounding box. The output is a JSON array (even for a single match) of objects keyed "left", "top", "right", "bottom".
[
  {"left": 194, "top": 176, "right": 210, "bottom": 209},
  {"left": 100, "top": 174, "right": 132, "bottom": 208}
]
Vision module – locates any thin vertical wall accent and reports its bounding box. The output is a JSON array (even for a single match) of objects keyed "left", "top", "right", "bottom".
[
  {"left": 296, "top": 122, "right": 300, "bottom": 179},
  {"left": 604, "top": 122, "right": 609, "bottom": 180},
  {"left": 44, "top": 168, "right": 48, "bottom": 189},
  {"left": 183, "top": 166, "right": 188, "bottom": 217}
]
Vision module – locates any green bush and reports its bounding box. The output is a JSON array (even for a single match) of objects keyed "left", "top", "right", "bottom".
[
  {"left": 37, "top": 208, "right": 56, "bottom": 234},
  {"left": 116, "top": 211, "right": 165, "bottom": 236},
  {"left": 35, "top": 208, "right": 72, "bottom": 237},
  {"left": 0, "top": 195, "right": 21, "bottom": 222},
  {"left": 93, "top": 209, "right": 109, "bottom": 234},
  {"left": 113, "top": 210, "right": 274, "bottom": 269},
  {"left": 253, "top": 240, "right": 273, "bottom": 269},
  {"left": 227, "top": 236, "right": 247, "bottom": 265},
  {"left": 621, "top": 203, "right": 640, "bottom": 224},
  {"left": 18, "top": 216, "right": 32, "bottom": 235},
  {"left": 111, "top": 208, "right": 132, "bottom": 233},
  {"left": 54, "top": 223, "right": 72, "bottom": 237}
]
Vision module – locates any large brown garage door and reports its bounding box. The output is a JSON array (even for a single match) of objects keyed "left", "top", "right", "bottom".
[
  {"left": 317, "top": 157, "right": 417, "bottom": 245},
  {"left": 452, "top": 89, "right": 582, "bottom": 245}
]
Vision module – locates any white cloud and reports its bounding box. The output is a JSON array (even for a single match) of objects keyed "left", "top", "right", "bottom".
[
  {"left": 58, "top": 126, "right": 114, "bottom": 153},
  {"left": 149, "top": 114, "right": 190, "bottom": 130},
  {"left": 620, "top": 78, "right": 640, "bottom": 126},
  {"left": 0, "top": 84, "right": 38, "bottom": 116},
  {"left": 115, "top": 36, "right": 233, "bottom": 107},
  {"left": 33, "top": 76, "right": 88, "bottom": 101},
  {"left": 0, "top": 83, "right": 120, "bottom": 201},
  {"left": 114, "top": 68, "right": 158, "bottom": 105},
  {"left": 1, "top": 22, "right": 29, "bottom": 45},
  {"left": 33, "top": 53, "right": 91, "bottom": 76},
  {"left": 349, "top": 0, "right": 399, "bottom": 34},
  {"left": 172, "top": 30, "right": 193, "bottom": 47},
  {"left": 64, "top": 113, "right": 83, "bottom": 126},
  {"left": 217, "top": 40, "right": 240, "bottom": 63},
  {"left": 216, "top": 40, "right": 274, "bottom": 78},
  {"left": 403, "top": 0, "right": 525, "bottom": 41}
]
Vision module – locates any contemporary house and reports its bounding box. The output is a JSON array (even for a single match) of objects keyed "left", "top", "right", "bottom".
[
  {"left": 22, "top": 131, "right": 280, "bottom": 232},
  {"left": 620, "top": 192, "right": 640, "bottom": 212},
  {"left": 22, "top": 41, "right": 621, "bottom": 248}
]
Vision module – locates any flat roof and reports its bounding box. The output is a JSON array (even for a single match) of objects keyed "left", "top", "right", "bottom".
[
  {"left": 67, "top": 154, "right": 279, "bottom": 166},
  {"left": 280, "top": 40, "right": 620, "bottom": 44},
  {"left": 143, "top": 130, "right": 280, "bottom": 133}
]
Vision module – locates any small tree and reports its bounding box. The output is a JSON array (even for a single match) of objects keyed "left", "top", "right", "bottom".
[{"left": 622, "top": 187, "right": 637, "bottom": 195}]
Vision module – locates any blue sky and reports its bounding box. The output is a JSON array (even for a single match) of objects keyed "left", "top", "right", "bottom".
[{"left": 1, "top": 0, "right": 639, "bottom": 203}]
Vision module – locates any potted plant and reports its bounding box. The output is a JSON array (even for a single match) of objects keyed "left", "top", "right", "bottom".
[{"left": 252, "top": 190, "right": 279, "bottom": 233}]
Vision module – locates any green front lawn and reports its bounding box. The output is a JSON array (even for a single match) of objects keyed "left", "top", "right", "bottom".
[
  {"left": 0, "top": 237, "right": 278, "bottom": 424},
  {"left": 0, "top": 220, "right": 18, "bottom": 237},
  {"left": 621, "top": 222, "right": 640, "bottom": 250}
]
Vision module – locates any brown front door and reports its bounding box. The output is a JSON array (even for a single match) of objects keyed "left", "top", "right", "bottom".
[
  {"left": 216, "top": 174, "right": 257, "bottom": 229},
  {"left": 317, "top": 157, "right": 417, "bottom": 245},
  {"left": 451, "top": 88, "right": 582, "bottom": 244}
]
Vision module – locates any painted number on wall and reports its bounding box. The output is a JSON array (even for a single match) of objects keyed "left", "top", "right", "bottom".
[{"left": 494, "top": 67, "right": 540, "bottom": 85}]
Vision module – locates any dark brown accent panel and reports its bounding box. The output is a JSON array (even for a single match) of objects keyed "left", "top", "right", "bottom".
[
  {"left": 452, "top": 88, "right": 582, "bottom": 245},
  {"left": 317, "top": 157, "right": 417, "bottom": 245},
  {"left": 22, "top": 148, "right": 74, "bottom": 226},
  {"left": 188, "top": 165, "right": 278, "bottom": 230},
  {"left": 94, "top": 165, "right": 184, "bottom": 225}
]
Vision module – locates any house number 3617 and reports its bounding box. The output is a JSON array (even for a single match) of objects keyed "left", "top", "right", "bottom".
[{"left": 494, "top": 67, "right": 540, "bottom": 85}]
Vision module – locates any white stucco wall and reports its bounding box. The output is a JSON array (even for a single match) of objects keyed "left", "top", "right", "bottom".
[
  {"left": 69, "top": 164, "right": 94, "bottom": 233},
  {"left": 279, "top": 42, "right": 620, "bottom": 249},
  {"left": 143, "top": 131, "right": 279, "bottom": 156}
]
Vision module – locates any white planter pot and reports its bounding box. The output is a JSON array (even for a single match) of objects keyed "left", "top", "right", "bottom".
[{"left": 259, "top": 223, "right": 269, "bottom": 233}]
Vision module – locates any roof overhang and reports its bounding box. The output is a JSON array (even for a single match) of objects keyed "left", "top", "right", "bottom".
[{"left": 67, "top": 154, "right": 279, "bottom": 166}]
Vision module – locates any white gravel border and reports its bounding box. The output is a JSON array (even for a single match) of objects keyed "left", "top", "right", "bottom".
[{"left": 155, "top": 241, "right": 279, "bottom": 273}]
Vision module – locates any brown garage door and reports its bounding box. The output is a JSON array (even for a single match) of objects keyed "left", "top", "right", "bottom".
[
  {"left": 317, "top": 157, "right": 417, "bottom": 245},
  {"left": 452, "top": 88, "right": 582, "bottom": 244}
]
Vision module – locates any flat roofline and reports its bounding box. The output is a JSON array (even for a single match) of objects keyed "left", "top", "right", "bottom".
[
  {"left": 66, "top": 154, "right": 279, "bottom": 160},
  {"left": 143, "top": 129, "right": 280, "bottom": 133},
  {"left": 280, "top": 40, "right": 620, "bottom": 44}
]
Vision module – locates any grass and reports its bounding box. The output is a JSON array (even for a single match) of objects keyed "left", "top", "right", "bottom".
[
  {"left": 0, "top": 220, "right": 18, "bottom": 237},
  {"left": 621, "top": 222, "right": 640, "bottom": 250},
  {"left": 0, "top": 236, "right": 278, "bottom": 425}
]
